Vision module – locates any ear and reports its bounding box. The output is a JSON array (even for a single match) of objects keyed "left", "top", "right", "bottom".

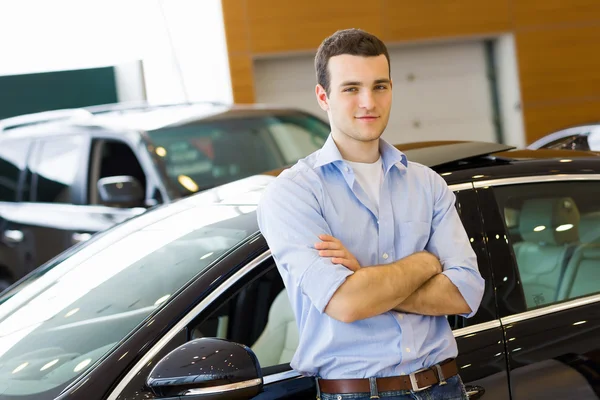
[{"left": 315, "top": 84, "right": 329, "bottom": 111}]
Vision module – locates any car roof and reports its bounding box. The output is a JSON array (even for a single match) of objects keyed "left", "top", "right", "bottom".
[{"left": 0, "top": 102, "right": 320, "bottom": 139}]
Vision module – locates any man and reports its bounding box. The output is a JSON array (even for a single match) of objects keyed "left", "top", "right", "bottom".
[{"left": 257, "top": 28, "right": 485, "bottom": 400}]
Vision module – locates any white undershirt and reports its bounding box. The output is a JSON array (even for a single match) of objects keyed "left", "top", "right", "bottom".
[{"left": 346, "top": 156, "right": 384, "bottom": 210}]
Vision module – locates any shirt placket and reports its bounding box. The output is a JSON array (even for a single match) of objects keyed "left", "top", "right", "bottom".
[
  {"left": 380, "top": 170, "right": 416, "bottom": 363},
  {"left": 377, "top": 172, "right": 394, "bottom": 265}
]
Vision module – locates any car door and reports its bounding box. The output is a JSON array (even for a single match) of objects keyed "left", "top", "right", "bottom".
[
  {"left": 446, "top": 185, "right": 510, "bottom": 400},
  {"left": 478, "top": 177, "right": 600, "bottom": 399}
]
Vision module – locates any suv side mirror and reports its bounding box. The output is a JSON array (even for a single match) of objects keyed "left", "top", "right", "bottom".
[
  {"left": 97, "top": 176, "right": 144, "bottom": 207},
  {"left": 147, "top": 338, "right": 263, "bottom": 399}
]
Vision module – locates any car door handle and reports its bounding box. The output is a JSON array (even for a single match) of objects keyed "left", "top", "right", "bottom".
[
  {"left": 465, "top": 385, "right": 485, "bottom": 399},
  {"left": 72, "top": 232, "right": 92, "bottom": 245},
  {"left": 3, "top": 229, "right": 24, "bottom": 244}
]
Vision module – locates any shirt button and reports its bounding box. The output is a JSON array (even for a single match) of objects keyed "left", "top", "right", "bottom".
[
  {"left": 406, "top": 348, "right": 411, "bottom": 353},
  {"left": 398, "top": 314, "right": 403, "bottom": 320},
  {"left": 344, "top": 166, "right": 349, "bottom": 172},
  {"left": 382, "top": 253, "right": 389, "bottom": 260}
]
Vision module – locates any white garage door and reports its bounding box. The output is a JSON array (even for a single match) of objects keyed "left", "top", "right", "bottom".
[{"left": 254, "top": 41, "right": 497, "bottom": 145}]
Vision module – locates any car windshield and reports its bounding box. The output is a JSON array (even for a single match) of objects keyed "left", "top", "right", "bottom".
[
  {"left": 146, "top": 111, "right": 329, "bottom": 195},
  {"left": 0, "top": 202, "right": 256, "bottom": 398}
]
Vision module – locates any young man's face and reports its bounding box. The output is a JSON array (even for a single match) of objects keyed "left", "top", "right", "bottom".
[{"left": 316, "top": 54, "right": 392, "bottom": 144}]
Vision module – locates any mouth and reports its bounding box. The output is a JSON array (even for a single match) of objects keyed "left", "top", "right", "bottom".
[{"left": 355, "top": 116, "right": 379, "bottom": 120}]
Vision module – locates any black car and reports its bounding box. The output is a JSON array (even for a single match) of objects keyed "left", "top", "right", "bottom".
[
  {"left": 527, "top": 123, "right": 600, "bottom": 152},
  {"left": 0, "top": 141, "right": 598, "bottom": 400},
  {"left": 0, "top": 102, "right": 330, "bottom": 289}
]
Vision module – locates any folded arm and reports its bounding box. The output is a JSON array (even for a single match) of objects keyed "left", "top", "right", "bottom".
[
  {"left": 323, "top": 251, "right": 441, "bottom": 323},
  {"left": 393, "top": 273, "right": 470, "bottom": 316}
]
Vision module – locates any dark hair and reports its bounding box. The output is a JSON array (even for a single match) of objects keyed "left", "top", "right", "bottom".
[{"left": 315, "top": 28, "right": 391, "bottom": 95}]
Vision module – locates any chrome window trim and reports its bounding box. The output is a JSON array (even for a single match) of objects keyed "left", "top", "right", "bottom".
[
  {"left": 501, "top": 294, "right": 600, "bottom": 325},
  {"left": 453, "top": 320, "right": 501, "bottom": 337},
  {"left": 107, "top": 250, "right": 272, "bottom": 400},
  {"left": 183, "top": 378, "right": 262, "bottom": 395},
  {"left": 473, "top": 173, "right": 600, "bottom": 188},
  {"left": 263, "top": 369, "right": 302, "bottom": 385},
  {"left": 449, "top": 183, "right": 474, "bottom": 192}
]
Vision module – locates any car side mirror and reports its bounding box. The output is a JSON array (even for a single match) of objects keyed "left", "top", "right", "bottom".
[
  {"left": 147, "top": 338, "right": 263, "bottom": 400},
  {"left": 97, "top": 176, "right": 144, "bottom": 207}
]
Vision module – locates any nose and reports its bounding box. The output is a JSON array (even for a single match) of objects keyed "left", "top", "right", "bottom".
[{"left": 359, "top": 91, "right": 376, "bottom": 111}]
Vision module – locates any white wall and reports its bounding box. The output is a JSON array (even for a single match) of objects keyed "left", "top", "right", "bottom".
[
  {"left": 0, "top": 0, "right": 232, "bottom": 105},
  {"left": 494, "top": 34, "right": 526, "bottom": 148}
]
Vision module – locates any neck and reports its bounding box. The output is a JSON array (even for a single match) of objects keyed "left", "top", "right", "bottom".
[{"left": 331, "top": 131, "right": 380, "bottom": 163}]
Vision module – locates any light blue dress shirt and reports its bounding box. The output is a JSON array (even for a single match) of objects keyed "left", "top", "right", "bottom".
[{"left": 257, "top": 135, "right": 485, "bottom": 379}]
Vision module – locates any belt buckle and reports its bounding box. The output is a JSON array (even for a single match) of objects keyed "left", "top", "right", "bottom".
[{"left": 409, "top": 368, "right": 432, "bottom": 392}]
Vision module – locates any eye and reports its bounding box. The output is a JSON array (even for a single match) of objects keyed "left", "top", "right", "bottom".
[
  {"left": 343, "top": 87, "right": 358, "bottom": 93},
  {"left": 375, "top": 85, "right": 388, "bottom": 90}
]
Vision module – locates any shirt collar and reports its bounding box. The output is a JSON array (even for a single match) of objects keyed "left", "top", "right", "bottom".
[{"left": 314, "top": 134, "right": 408, "bottom": 173}]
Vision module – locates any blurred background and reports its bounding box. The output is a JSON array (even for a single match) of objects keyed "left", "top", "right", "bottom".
[{"left": 1, "top": 0, "right": 598, "bottom": 148}]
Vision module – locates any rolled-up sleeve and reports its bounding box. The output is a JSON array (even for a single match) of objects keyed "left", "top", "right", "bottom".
[
  {"left": 257, "top": 172, "right": 353, "bottom": 313},
  {"left": 425, "top": 172, "right": 485, "bottom": 318}
]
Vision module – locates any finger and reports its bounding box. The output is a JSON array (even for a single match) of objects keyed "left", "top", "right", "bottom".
[
  {"left": 319, "top": 250, "right": 346, "bottom": 258},
  {"left": 318, "top": 234, "right": 340, "bottom": 243},
  {"left": 314, "top": 241, "right": 342, "bottom": 250}
]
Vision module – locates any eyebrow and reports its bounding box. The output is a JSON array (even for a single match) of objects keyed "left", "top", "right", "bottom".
[{"left": 340, "top": 78, "right": 391, "bottom": 87}]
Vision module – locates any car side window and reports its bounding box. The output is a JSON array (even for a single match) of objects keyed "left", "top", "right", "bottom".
[
  {"left": 88, "top": 139, "right": 147, "bottom": 206},
  {"left": 0, "top": 139, "right": 30, "bottom": 202},
  {"left": 30, "top": 135, "right": 86, "bottom": 204},
  {"left": 494, "top": 181, "right": 600, "bottom": 309},
  {"left": 190, "top": 260, "right": 290, "bottom": 370}
]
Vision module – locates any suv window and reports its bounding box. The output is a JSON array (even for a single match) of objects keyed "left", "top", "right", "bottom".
[
  {"left": 31, "top": 136, "right": 85, "bottom": 204},
  {"left": 147, "top": 113, "right": 328, "bottom": 195},
  {"left": 0, "top": 139, "right": 30, "bottom": 202},
  {"left": 495, "top": 181, "right": 600, "bottom": 309},
  {"left": 88, "top": 139, "right": 147, "bottom": 206}
]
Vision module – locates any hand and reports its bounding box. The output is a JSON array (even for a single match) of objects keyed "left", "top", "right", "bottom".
[{"left": 315, "top": 234, "right": 361, "bottom": 272}]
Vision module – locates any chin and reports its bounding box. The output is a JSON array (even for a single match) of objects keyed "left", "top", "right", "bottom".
[{"left": 357, "top": 129, "right": 385, "bottom": 142}]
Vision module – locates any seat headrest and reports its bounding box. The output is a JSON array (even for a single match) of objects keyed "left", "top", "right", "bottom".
[
  {"left": 579, "top": 212, "right": 600, "bottom": 243},
  {"left": 519, "top": 197, "right": 580, "bottom": 244}
]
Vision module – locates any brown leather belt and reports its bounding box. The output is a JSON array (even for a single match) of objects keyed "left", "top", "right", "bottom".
[{"left": 317, "top": 358, "right": 458, "bottom": 394}]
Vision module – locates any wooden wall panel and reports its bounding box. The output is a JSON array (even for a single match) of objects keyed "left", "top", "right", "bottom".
[
  {"left": 228, "top": 53, "right": 255, "bottom": 104},
  {"left": 246, "top": 0, "right": 383, "bottom": 54},
  {"left": 513, "top": 0, "right": 600, "bottom": 27},
  {"left": 222, "top": 0, "right": 250, "bottom": 54},
  {"left": 516, "top": 25, "right": 600, "bottom": 104},
  {"left": 524, "top": 99, "right": 600, "bottom": 142},
  {"left": 383, "top": 0, "right": 511, "bottom": 42}
]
